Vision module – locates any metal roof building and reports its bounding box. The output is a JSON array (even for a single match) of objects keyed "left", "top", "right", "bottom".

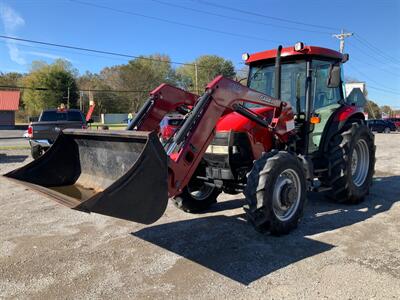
[{"left": 0, "top": 91, "right": 20, "bottom": 127}]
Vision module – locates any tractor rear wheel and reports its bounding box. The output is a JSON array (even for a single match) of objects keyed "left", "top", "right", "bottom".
[
  {"left": 172, "top": 179, "right": 220, "bottom": 213},
  {"left": 322, "top": 122, "right": 375, "bottom": 204},
  {"left": 244, "top": 151, "right": 307, "bottom": 235}
]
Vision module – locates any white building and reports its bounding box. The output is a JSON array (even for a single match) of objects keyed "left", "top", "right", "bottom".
[{"left": 345, "top": 82, "right": 366, "bottom": 97}]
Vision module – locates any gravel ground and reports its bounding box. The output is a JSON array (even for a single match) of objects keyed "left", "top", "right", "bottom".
[{"left": 0, "top": 133, "right": 399, "bottom": 299}]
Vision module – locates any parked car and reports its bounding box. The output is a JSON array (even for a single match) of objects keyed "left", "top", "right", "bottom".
[
  {"left": 27, "top": 108, "right": 90, "bottom": 159},
  {"left": 366, "top": 119, "right": 397, "bottom": 133},
  {"left": 159, "top": 115, "right": 184, "bottom": 142},
  {"left": 386, "top": 117, "right": 400, "bottom": 131}
]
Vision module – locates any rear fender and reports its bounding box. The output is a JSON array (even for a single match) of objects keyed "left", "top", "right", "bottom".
[{"left": 319, "top": 105, "right": 365, "bottom": 154}]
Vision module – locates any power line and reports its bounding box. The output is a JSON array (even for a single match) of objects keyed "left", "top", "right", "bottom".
[
  {"left": 0, "top": 34, "right": 232, "bottom": 78},
  {"left": 354, "top": 34, "right": 400, "bottom": 65},
  {"left": 0, "top": 35, "right": 193, "bottom": 66},
  {"left": 347, "top": 41, "right": 400, "bottom": 67},
  {"left": 150, "top": 0, "right": 332, "bottom": 35},
  {"left": 348, "top": 56, "right": 400, "bottom": 77},
  {"left": 0, "top": 40, "right": 136, "bottom": 64},
  {"left": 346, "top": 64, "right": 400, "bottom": 93},
  {"left": 196, "top": 0, "right": 339, "bottom": 31},
  {"left": 69, "top": 0, "right": 287, "bottom": 45},
  {"left": 368, "top": 85, "right": 400, "bottom": 96}
]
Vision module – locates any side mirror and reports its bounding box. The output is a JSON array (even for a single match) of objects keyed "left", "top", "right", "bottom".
[
  {"left": 342, "top": 53, "right": 349, "bottom": 63},
  {"left": 87, "top": 118, "right": 94, "bottom": 124},
  {"left": 327, "top": 64, "right": 341, "bottom": 88}
]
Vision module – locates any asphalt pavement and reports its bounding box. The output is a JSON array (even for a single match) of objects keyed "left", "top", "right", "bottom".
[{"left": 0, "top": 130, "right": 29, "bottom": 148}]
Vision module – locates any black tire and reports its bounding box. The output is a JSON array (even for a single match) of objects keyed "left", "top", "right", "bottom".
[
  {"left": 322, "top": 122, "right": 375, "bottom": 204},
  {"left": 244, "top": 151, "right": 307, "bottom": 235},
  {"left": 31, "top": 146, "right": 43, "bottom": 160},
  {"left": 383, "top": 127, "right": 391, "bottom": 134},
  {"left": 172, "top": 181, "right": 221, "bottom": 213}
]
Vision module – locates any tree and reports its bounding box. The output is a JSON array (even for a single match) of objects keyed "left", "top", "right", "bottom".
[
  {"left": 365, "top": 100, "right": 381, "bottom": 119},
  {"left": 22, "top": 59, "right": 78, "bottom": 115},
  {"left": 100, "top": 54, "right": 178, "bottom": 112},
  {"left": 77, "top": 71, "right": 127, "bottom": 115},
  {"left": 176, "top": 55, "right": 236, "bottom": 93},
  {"left": 0, "top": 72, "right": 23, "bottom": 87},
  {"left": 235, "top": 65, "right": 249, "bottom": 85},
  {"left": 380, "top": 105, "right": 393, "bottom": 117}
]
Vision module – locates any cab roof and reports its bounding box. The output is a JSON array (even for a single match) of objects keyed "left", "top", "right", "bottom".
[{"left": 245, "top": 45, "right": 343, "bottom": 64}]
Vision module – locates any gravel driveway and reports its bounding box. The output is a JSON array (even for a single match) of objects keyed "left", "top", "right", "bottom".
[{"left": 0, "top": 134, "right": 399, "bottom": 299}]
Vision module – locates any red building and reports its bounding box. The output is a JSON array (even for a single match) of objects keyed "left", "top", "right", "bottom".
[{"left": 0, "top": 91, "right": 20, "bottom": 127}]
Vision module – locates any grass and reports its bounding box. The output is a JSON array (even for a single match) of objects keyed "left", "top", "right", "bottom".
[
  {"left": 0, "top": 145, "right": 30, "bottom": 151},
  {"left": 90, "top": 123, "right": 128, "bottom": 130}
]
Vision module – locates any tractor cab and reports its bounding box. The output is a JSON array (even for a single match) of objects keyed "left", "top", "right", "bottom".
[{"left": 243, "top": 43, "right": 349, "bottom": 153}]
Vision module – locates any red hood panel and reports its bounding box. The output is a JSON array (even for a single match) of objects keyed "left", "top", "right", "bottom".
[{"left": 216, "top": 107, "right": 274, "bottom": 132}]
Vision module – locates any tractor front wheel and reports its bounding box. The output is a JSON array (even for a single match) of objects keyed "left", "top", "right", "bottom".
[{"left": 244, "top": 151, "right": 307, "bottom": 235}]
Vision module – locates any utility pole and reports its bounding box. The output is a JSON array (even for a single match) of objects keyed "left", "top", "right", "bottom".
[
  {"left": 79, "top": 91, "right": 83, "bottom": 111},
  {"left": 194, "top": 63, "right": 199, "bottom": 94},
  {"left": 67, "top": 86, "right": 70, "bottom": 109},
  {"left": 333, "top": 29, "right": 353, "bottom": 53}
]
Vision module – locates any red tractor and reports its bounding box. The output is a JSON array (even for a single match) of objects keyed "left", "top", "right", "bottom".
[{"left": 6, "top": 43, "right": 375, "bottom": 235}]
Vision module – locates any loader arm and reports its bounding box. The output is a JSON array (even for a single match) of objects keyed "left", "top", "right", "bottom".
[
  {"left": 166, "top": 75, "right": 295, "bottom": 196},
  {"left": 5, "top": 76, "right": 294, "bottom": 225},
  {"left": 127, "top": 84, "right": 198, "bottom": 131}
]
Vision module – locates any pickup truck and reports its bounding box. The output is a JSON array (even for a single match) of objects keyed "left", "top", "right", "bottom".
[{"left": 27, "top": 108, "right": 89, "bottom": 159}]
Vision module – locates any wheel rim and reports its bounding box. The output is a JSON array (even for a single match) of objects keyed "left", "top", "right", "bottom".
[
  {"left": 272, "top": 169, "right": 301, "bottom": 222},
  {"left": 187, "top": 182, "right": 214, "bottom": 201},
  {"left": 384, "top": 127, "right": 390, "bottom": 133},
  {"left": 351, "top": 139, "right": 370, "bottom": 187}
]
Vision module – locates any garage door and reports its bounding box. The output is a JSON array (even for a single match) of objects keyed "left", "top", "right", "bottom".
[{"left": 0, "top": 111, "right": 15, "bottom": 126}]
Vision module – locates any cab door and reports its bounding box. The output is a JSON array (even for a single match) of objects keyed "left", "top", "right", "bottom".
[{"left": 309, "top": 60, "right": 343, "bottom": 153}]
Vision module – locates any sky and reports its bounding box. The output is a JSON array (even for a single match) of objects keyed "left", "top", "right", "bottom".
[{"left": 0, "top": 0, "right": 399, "bottom": 107}]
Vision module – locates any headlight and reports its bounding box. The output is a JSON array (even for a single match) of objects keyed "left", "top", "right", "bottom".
[{"left": 205, "top": 145, "right": 229, "bottom": 154}]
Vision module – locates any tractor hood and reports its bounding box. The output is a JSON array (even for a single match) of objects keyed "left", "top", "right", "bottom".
[{"left": 216, "top": 106, "right": 274, "bottom": 132}]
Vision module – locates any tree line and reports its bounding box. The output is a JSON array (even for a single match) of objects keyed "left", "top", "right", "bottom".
[
  {"left": 0, "top": 54, "right": 236, "bottom": 117},
  {"left": 0, "top": 56, "right": 398, "bottom": 119}
]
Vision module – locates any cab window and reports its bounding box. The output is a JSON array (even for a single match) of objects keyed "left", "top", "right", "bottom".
[
  {"left": 247, "top": 61, "right": 306, "bottom": 112},
  {"left": 312, "top": 60, "right": 342, "bottom": 110}
]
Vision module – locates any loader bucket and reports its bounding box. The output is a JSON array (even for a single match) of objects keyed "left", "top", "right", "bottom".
[{"left": 4, "top": 129, "right": 168, "bottom": 224}]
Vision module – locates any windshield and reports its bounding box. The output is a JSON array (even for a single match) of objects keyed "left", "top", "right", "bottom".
[
  {"left": 168, "top": 119, "right": 183, "bottom": 126},
  {"left": 40, "top": 111, "right": 84, "bottom": 122},
  {"left": 247, "top": 61, "right": 306, "bottom": 112}
]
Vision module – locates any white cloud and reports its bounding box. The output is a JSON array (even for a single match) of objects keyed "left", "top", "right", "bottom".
[
  {"left": 8, "top": 42, "right": 25, "bottom": 64},
  {"left": 0, "top": 3, "right": 24, "bottom": 31},
  {"left": 0, "top": 3, "right": 26, "bottom": 64},
  {"left": 25, "top": 51, "right": 75, "bottom": 62}
]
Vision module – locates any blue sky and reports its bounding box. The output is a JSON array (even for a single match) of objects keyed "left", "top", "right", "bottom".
[{"left": 0, "top": 0, "right": 399, "bottom": 107}]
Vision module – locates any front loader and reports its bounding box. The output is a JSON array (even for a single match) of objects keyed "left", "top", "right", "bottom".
[{"left": 5, "top": 43, "right": 375, "bottom": 235}]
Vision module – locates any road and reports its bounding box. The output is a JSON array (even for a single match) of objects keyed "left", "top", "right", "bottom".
[
  {"left": 0, "top": 130, "right": 29, "bottom": 148},
  {"left": 0, "top": 133, "right": 399, "bottom": 299}
]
